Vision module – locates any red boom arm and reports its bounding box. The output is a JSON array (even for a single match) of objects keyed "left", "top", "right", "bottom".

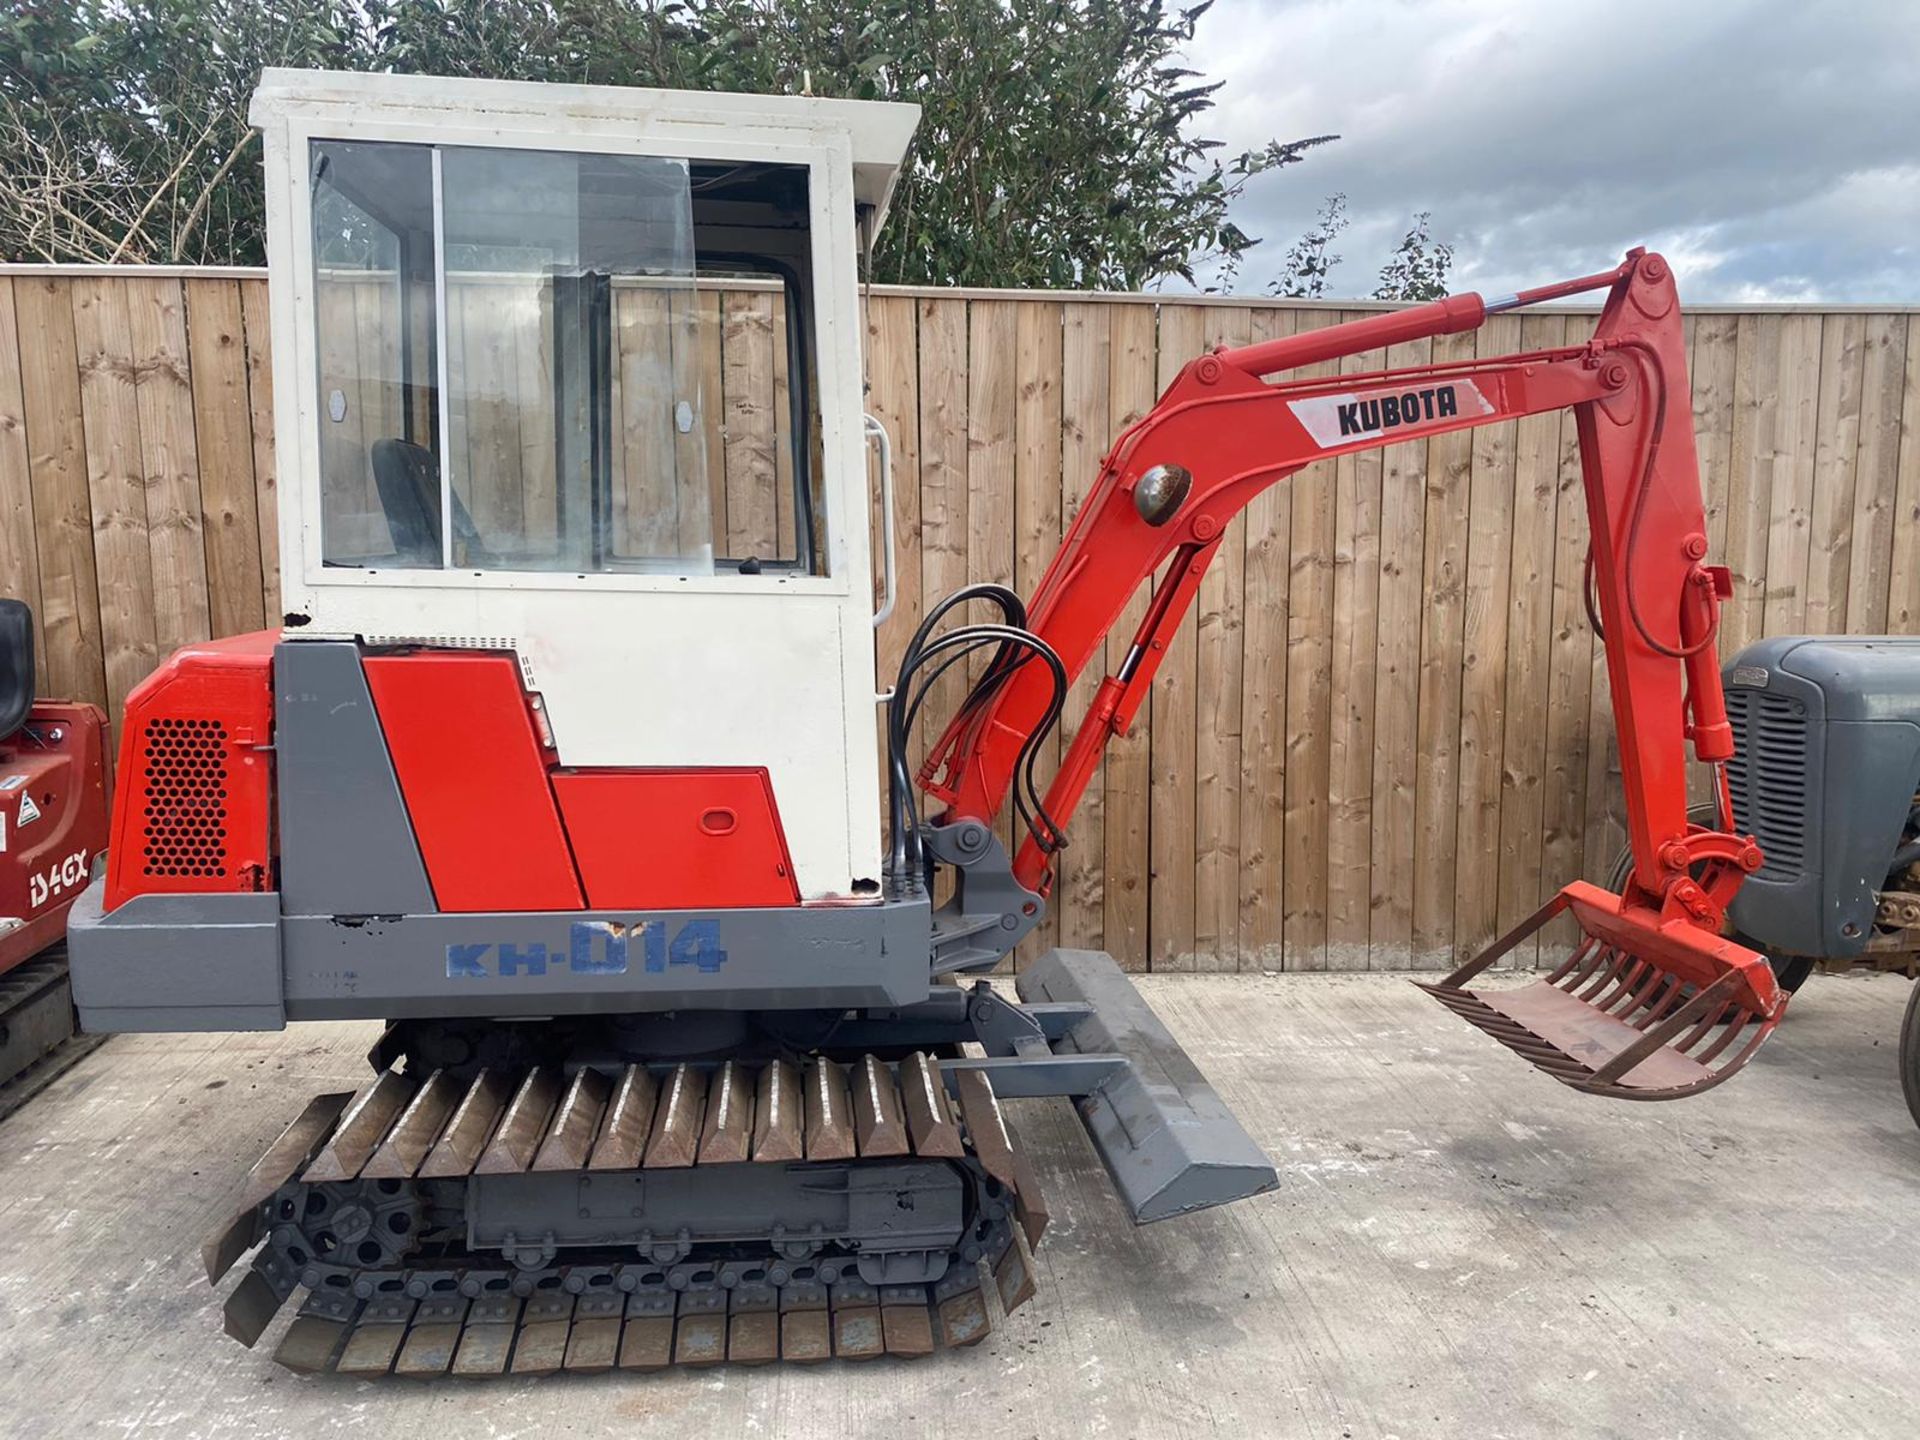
[{"left": 922, "top": 250, "right": 1762, "bottom": 947}]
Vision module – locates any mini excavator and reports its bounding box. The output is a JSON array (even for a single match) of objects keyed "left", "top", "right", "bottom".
[
  {"left": 0, "top": 598, "right": 107, "bottom": 1102},
  {"left": 69, "top": 71, "right": 1787, "bottom": 1375}
]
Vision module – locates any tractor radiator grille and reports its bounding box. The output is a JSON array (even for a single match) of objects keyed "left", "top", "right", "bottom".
[
  {"left": 1724, "top": 687, "right": 1809, "bottom": 881},
  {"left": 138, "top": 718, "right": 230, "bottom": 879}
]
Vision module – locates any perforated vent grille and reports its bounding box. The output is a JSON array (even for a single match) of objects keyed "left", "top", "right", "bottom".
[
  {"left": 1724, "top": 687, "right": 1809, "bottom": 880},
  {"left": 140, "top": 718, "right": 230, "bottom": 878}
]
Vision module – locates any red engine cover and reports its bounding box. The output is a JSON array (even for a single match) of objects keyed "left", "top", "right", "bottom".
[
  {"left": 0, "top": 700, "right": 108, "bottom": 975},
  {"left": 363, "top": 652, "right": 584, "bottom": 913},
  {"left": 363, "top": 651, "right": 802, "bottom": 913},
  {"left": 104, "top": 632, "right": 277, "bottom": 912},
  {"left": 553, "top": 769, "right": 800, "bottom": 910}
]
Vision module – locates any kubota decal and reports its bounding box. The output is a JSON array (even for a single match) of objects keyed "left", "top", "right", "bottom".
[
  {"left": 446, "top": 919, "right": 728, "bottom": 979},
  {"left": 1287, "top": 378, "right": 1495, "bottom": 448}
]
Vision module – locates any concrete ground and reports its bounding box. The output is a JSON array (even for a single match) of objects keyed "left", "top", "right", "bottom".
[{"left": 1, "top": 972, "right": 1917, "bottom": 1440}]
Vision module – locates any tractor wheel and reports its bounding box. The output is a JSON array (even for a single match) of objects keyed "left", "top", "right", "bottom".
[
  {"left": 1770, "top": 954, "right": 1817, "bottom": 994},
  {"left": 1901, "top": 980, "right": 1920, "bottom": 1131}
]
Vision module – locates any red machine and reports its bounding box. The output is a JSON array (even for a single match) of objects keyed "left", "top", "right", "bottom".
[{"left": 0, "top": 598, "right": 109, "bottom": 1098}]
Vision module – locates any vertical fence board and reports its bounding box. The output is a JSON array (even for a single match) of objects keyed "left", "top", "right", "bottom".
[
  {"left": 1890, "top": 314, "right": 1920, "bottom": 631},
  {"left": 613, "top": 289, "right": 678, "bottom": 558},
  {"left": 1722, "top": 314, "right": 1782, "bottom": 654},
  {"left": 1148, "top": 306, "right": 1204, "bottom": 971},
  {"left": 518, "top": 287, "right": 560, "bottom": 552},
  {"left": 1012, "top": 301, "right": 1064, "bottom": 964},
  {"left": 125, "top": 276, "right": 211, "bottom": 653},
  {"left": 0, "top": 279, "right": 46, "bottom": 691},
  {"left": 721, "top": 292, "right": 778, "bottom": 560},
  {"left": 1805, "top": 315, "right": 1866, "bottom": 633},
  {"left": 1846, "top": 313, "right": 1908, "bottom": 633},
  {"left": 1492, "top": 314, "right": 1567, "bottom": 967},
  {"left": 185, "top": 279, "right": 266, "bottom": 637},
  {"left": 1760, "top": 315, "right": 1827, "bottom": 637},
  {"left": 1280, "top": 312, "right": 1345, "bottom": 971},
  {"left": 1412, "top": 328, "right": 1475, "bottom": 964},
  {"left": 1237, "top": 307, "right": 1296, "bottom": 971},
  {"left": 1537, "top": 358, "right": 1595, "bottom": 948},
  {"left": 694, "top": 290, "right": 727, "bottom": 547},
  {"left": 1103, "top": 303, "right": 1156, "bottom": 971},
  {"left": 965, "top": 301, "right": 1018, "bottom": 867},
  {"left": 1056, "top": 302, "right": 1112, "bottom": 952},
  {"left": 1367, "top": 337, "right": 1431, "bottom": 967},
  {"left": 15, "top": 278, "right": 106, "bottom": 710},
  {"left": 1193, "top": 307, "right": 1251, "bottom": 971},
  {"left": 914, "top": 293, "right": 970, "bottom": 887},
  {"left": 1453, "top": 313, "right": 1523, "bottom": 960},
  {"left": 1326, "top": 331, "right": 1386, "bottom": 969},
  {"left": 239, "top": 281, "right": 280, "bottom": 619},
  {"left": 772, "top": 291, "right": 795, "bottom": 557},
  {"left": 867, "top": 294, "right": 922, "bottom": 866},
  {"left": 71, "top": 276, "right": 157, "bottom": 731}
]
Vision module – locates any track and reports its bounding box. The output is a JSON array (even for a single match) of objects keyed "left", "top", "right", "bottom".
[
  {"left": 0, "top": 957, "right": 101, "bottom": 1123},
  {"left": 208, "top": 1052, "right": 1046, "bottom": 1376}
]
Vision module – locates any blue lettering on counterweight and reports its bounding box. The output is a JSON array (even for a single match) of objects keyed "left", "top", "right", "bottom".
[
  {"left": 496, "top": 942, "right": 549, "bottom": 977},
  {"left": 445, "top": 943, "right": 488, "bottom": 979},
  {"left": 446, "top": 921, "right": 725, "bottom": 978},
  {"left": 571, "top": 921, "right": 628, "bottom": 974}
]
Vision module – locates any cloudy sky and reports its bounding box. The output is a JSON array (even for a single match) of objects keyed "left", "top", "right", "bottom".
[{"left": 1182, "top": 0, "right": 1920, "bottom": 302}]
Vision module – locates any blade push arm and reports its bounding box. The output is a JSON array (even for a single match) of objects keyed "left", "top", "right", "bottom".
[{"left": 921, "top": 250, "right": 1760, "bottom": 934}]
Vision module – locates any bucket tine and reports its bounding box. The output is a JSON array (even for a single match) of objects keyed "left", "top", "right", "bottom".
[{"left": 1418, "top": 880, "right": 1786, "bottom": 1100}]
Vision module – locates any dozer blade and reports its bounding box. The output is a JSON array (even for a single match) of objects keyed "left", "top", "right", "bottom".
[
  {"left": 1015, "top": 950, "right": 1278, "bottom": 1222},
  {"left": 1418, "top": 880, "right": 1785, "bottom": 1100}
]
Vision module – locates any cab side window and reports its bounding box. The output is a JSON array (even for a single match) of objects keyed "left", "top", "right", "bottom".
[{"left": 309, "top": 140, "right": 823, "bottom": 577}]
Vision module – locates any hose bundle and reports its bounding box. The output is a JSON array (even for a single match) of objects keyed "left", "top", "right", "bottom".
[{"left": 885, "top": 584, "right": 1068, "bottom": 888}]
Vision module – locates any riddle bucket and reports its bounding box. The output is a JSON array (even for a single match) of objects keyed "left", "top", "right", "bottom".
[{"left": 1417, "top": 880, "right": 1786, "bottom": 1100}]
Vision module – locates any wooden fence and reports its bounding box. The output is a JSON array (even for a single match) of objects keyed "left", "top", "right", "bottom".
[{"left": 1, "top": 266, "right": 1916, "bottom": 973}]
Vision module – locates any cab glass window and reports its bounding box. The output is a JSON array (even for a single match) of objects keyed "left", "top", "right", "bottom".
[{"left": 308, "top": 139, "right": 823, "bottom": 577}]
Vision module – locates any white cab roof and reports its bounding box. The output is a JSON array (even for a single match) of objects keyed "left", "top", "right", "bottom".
[{"left": 251, "top": 67, "right": 921, "bottom": 228}]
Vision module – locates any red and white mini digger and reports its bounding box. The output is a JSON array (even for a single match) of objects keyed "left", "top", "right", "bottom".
[{"left": 70, "top": 70, "right": 1784, "bottom": 1376}]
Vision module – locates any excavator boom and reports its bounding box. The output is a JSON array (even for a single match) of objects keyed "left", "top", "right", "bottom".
[{"left": 914, "top": 248, "right": 1784, "bottom": 1097}]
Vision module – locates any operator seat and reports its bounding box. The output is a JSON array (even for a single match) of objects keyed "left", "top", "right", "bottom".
[
  {"left": 370, "top": 437, "right": 497, "bottom": 567},
  {"left": 370, "top": 438, "right": 446, "bottom": 566},
  {"left": 0, "top": 598, "right": 35, "bottom": 742}
]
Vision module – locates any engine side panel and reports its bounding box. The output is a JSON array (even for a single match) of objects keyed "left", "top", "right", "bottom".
[
  {"left": 553, "top": 769, "right": 800, "bottom": 909},
  {"left": 275, "top": 641, "right": 435, "bottom": 916},
  {"left": 103, "top": 634, "right": 275, "bottom": 911},
  {"left": 363, "top": 652, "right": 584, "bottom": 913}
]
